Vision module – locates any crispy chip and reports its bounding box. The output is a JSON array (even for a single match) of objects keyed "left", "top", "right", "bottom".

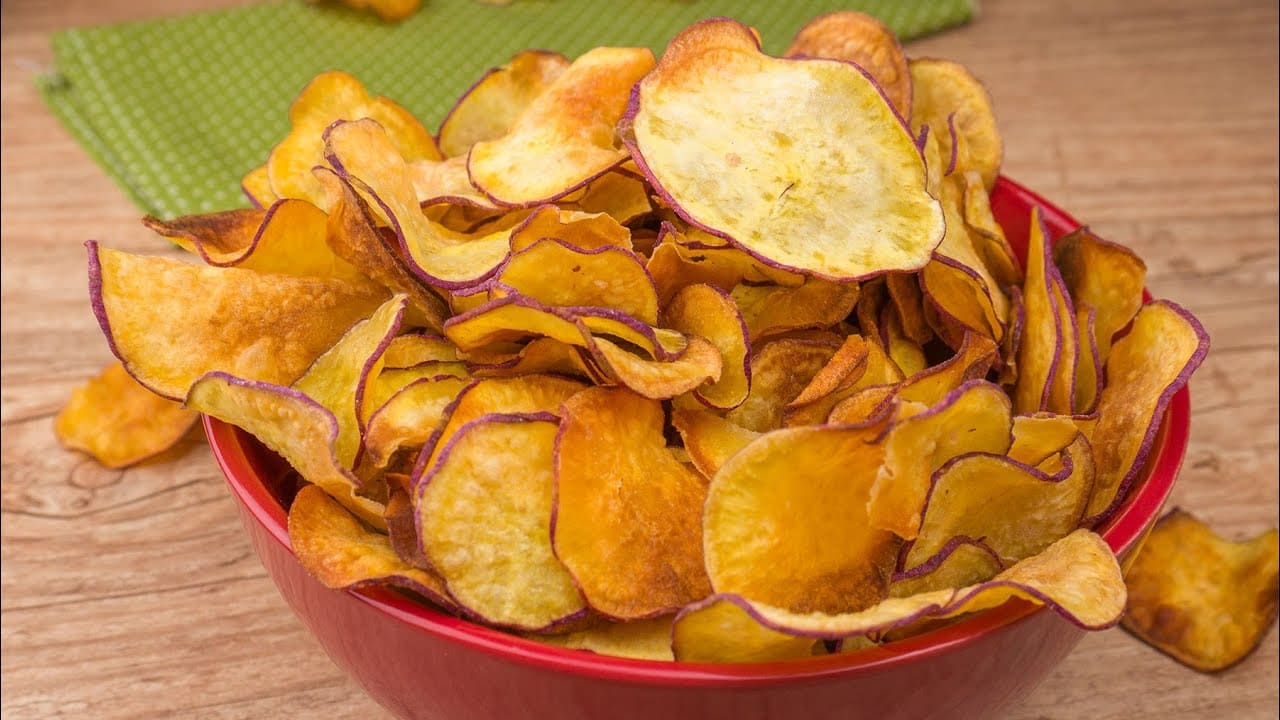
[
  {"left": 1008, "top": 413, "right": 1081, "bottom": 466},
  {"left": 469, "top": 47, "right": 655, "bottom": 205},
  {"left": 566, "top": 171, "right": 653, "bottom": 225},
  {"left": 909, "top": 58, "right": 1002, "bottom": 189},
  {"left": 890, "top": 537, "right": 1004, "bottom": 598},
  {"left": 419, "top": 414, "right": 586, "bottom": 630},
  {"left": 54, "top": 361, "right": 198, "bottom": 468},
  {"left": 465, "top": 337, "right": 600, "bottom": 381},
  {"left": 188, "top": 373, "right": 385, "bottom": 528},
  {"left": 626, "top": 18, "right": 943, "bottom": 280},
  {"left": 362, "top": 375, "right": 470, "bottom": 472},
  {"left": 896, "top": 331, "right": 998, "bottom": 407},
  {"left": 671, "top": 408, "right": 761, "bottom": 479},
  {"left": 536, "top": 616, "right": 676, "bottom": 661},
  {"left": 703, "top": 423, "right": 901, "bottom": 614},
  {"left": 489, "top": 239, "right": 658, "bottom": 325},
  {"left": 241, "top": 164, "right": 277, "bottom": 208},
  {"left": 269, "top": 71, "right": 438, "bottom": 207},
  {"left": 1085, "top": 301, "right": 1208, "bottom": 523},
  {"left": 88, "top": 242, "right": 387, "bottom": 400},
  {"left": 553, "top": 387, "right": 711, "bottom": 619},
  {"left": 905, "top": 435, "right": 1094, "bottom": 569},
  {"left": 437, "top": 50, "right": 571, "bottom": 158},
  {"left": 869, "top": 380, "right": 1014, "bottom": 540},
  {"left": 664, "top": 284, "right": 749, "bottom": 408},
  {"left": 1013, "top": 208, "right": 1075, "bottom": 415},
  {"left": 732, "top": 280, "right": 861, "bottom": 341},
  {"left": 725, "top": 337, "right": 840, "bottom": 432},
  {"left": 506, "top": 206, "right": 633, "bottom": 253},
  {"left": 1122, "top": 509, "right": 1279, "bottom": 672},
  {"left": 784, "top": 11, "right": 911, "bottom": 120},
  {"left": 381, "top": 333, "right": 459, "bottom": 368},
  {"left": 588, "top": 335, "right": 722, "bottom": 400},
  {"left": 672, "top": 596, "right": 819, "bottom": 663},
  {"left": 288, "top": 485, "right": 450, "bottom": 606},
  {"left": 142, "top": 208, "right": 265, "bottom": 263},
  {"left": 1053, "top": 228, "right": 1147, "bottom": 372}
]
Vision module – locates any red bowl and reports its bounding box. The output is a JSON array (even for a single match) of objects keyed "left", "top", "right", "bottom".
[{"left": 205, "top": 177, "right": 1188, "bottom": 720}]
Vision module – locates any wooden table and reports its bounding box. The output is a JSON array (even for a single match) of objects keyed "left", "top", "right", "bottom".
[{"left": 2, "top": 1, "right": 1276, "bottom": 717}]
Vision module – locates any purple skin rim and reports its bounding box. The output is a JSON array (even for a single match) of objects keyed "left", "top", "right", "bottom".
[
  {"left": 666, "top": 283, "right": 753, "bottom": 411},
  {"left": 871, "top": 378, "right": 1013, "bottom": 446},
  {"left": 921, "top": 252, "right": 1006, "bottom": 341},
  {"left": 1084, "top": 300, "right": 1209, "bottom": 527},
  {"left": 893, "top": 535, "right": 1005, "bottom": 583},
  {"left": 160, "top": 200, "right": 285, "bottom": 268},
  {"left": 435, "top": 49, "right": 571, "bottom": 152},
  {"left": 620, "top": 17, "right": 938, "bottom": 284},
  {"left": 1028, "top": 208, "right": 1065, "bottom": 412},
  {"left": 997, "top": 285, "right": 1026, "bottom": 378},
  {"left": 362, "top": 374, "right": 471, "bottom": 470},
  {"left": 900, "top": 330, "right": 998, "bottom": 395},
  {"left": 83, "top": 240, "right": 169, "bottom": 397},
  {"left": 900, "top": 448, "right": 1078, "bottom": 572},
  {"left": 413, "top": 411, "right": 590, "bottom": 634},
  {"left": 352, "top": 297, "right": 409, "bottom": 442},
  {"left": 943, "top": 112, "right": 960, "bottom": 177},
  {"left": 1079, "top": 304, "right": 1103, "bottom": 414}
]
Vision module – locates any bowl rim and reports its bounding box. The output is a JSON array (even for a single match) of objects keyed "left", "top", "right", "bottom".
[{"left": 204, "top": 176, "right": 1190, "bottom": 687}]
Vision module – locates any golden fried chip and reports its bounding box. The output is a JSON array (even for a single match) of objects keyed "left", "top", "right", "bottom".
[
  {"left": 732, "top": 280, "right": 861, "bottom": 342},
  {"left": 269, "top": 71, "right": 438, "bottom": 207},
  {"left": 288, "top": 485, "right": 450, "bottom": 607},
  {"left": 784, "top": 11, "right": 911, "bottom": 119},
  {"left": 664, "top": 284, "right": 749, "bottom": 408},
  {"left": 553, "top": 387, "right": 711, "bottom": 619},
  {"left": 465, "top": 337, "right": 599, "bottom": 381},
  {"left": 869, "top": 380, "right": 1014, "bottom": 540},
  {"left": 469, "top": 47, "right": 655, "bottom": 205},
  {"left": 1013, "top": 208, "right": 1074, "bottom": 415},
  {"left": 88, "top": 242, "right": 387, "bottom": 400},
  {"left": 491, "top": 239, "right": 658, "bottom": 324},
  {"left": 419, "top": 415, "right": 586, "bottom": 630},
  {"left": 1085, "top": 301, "right": 1208, "bottom": 523},
  {"left": 671, "top": 407, "right": 761, "bottom": 479},
  {"left": 241, "top": 164, "right": 277, "bottom": 208},
  {"left": 1008, "top": 413, "right": 1081, "bottom": 466},
  {"left": 672, "top": 596, "right": 819, "bottom": 663},
  {"left": 704, "top": 423, "right": 901, "bottom": 614},
  {"left": 381, "top": 333, "right": 459, "bottom": 368},
  {"left": 142, "top": 208, "right": 265, "bottom": 263},
  {"left": 890, "top": 538, "right": 1004, "bottom": 598},
  {"left": 437, "top": 50, "right": 571, "bottom": 158},
  {"left": 506, "top": 206, "right": 633, "bottom": 253},
  {"left": 536, "top": 616, "right": 675, "bottom": 661},
  {"left": 1122, "top": 509, "right": 1279, "bottom": 672},
  {"left": 362, "top": 375, "right": 470, "bottom": 472},
  {"left": 906, "top": 435, "right": 1094, "bottom": 569},
  {"left": 566, "top": 171, "right": 653, "bottom": 225},
  {"left": 885, "top": 272, "right": 932, "bottom": 345},
  {"left": 896, "top": 331, "right": 998, "bottom": 407},
  {"left": 1053, "top": 228, "right": 1147, "bottom": 371},
  {"left": 589, "top": 335, "right": 722, "bottom": 400},
  {"left": 626, "top": 18, "right": 943, "bottom": 280},
  {"left": 909, "top": 58, "right": 1002, "bottom": 189},
  {"left": 725, "top": 337, "right": 840, "bottom": 432},
  {"left": 54, "top": 361, "right": 198, "bottom": 468},
  {"left": 961, "top": 169, "right": 1021, "bottom": 286}
]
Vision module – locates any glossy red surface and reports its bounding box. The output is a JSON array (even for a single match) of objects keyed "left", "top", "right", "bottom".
[{"left": 205, "top": 177, "right": 1189, "bottom": 720}]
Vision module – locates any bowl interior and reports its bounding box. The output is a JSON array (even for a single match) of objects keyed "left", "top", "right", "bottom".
[{"left": 205, "top": 176, "right": 1189, "bottom": 684}]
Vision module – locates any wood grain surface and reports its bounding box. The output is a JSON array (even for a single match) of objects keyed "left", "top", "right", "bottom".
[{"left": 2, "top": 1, "right": 1276, "bottom": 718}]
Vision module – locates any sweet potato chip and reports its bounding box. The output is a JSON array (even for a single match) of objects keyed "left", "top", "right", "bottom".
[
  {"left": 784, "top": 11, "right": 911, "bottom": 120},
  {"left": 885, "top": 272, "right": 932, "bottom": 345},
  {"left": 1013, "top": 208, "right": 1072, "bottom": 414},
  {"left": 881, "top": 306, "right": 928, "bottom": 377},
  {"left": 465, "top": 338, "right": 599, "bottom": 381},
  {"left": 1072, "top": 305, "right": 1103, "bottom": 413},
  {"left": 1008, "top": 413, "right": 1081, "bottom": 466},
  {"left": 732, "top": 280, "right": 861, "bottom": 342},
  {"left": 505, "top": 206, "right": 633, "bottom": 253},
  {"left": 905, "top": 435, "right": 1094, "bottom": 569},
  {"left": 142, "top": 208, "right": 265, "bottom": 263},
  {"left": 381, "top": 333, "right": 459, "bottom": 368},
  {"left": 890, "top": 537, "right": 1003, "bottom": 598},
  {"left": 961, "top": 169, "right": 1021, "bottom": 286},
  {"left": 537, "top": 616, "right": 675, "bottom": 661},
  {"left": 589, "top": 335, "right": 722, "bottom": 400},
  {"left": 869, "top": 380, "right": 1014, "bottom": 540},
  {"left": 704, "top": 423, "right": 901, "bottom": 614},
  {"left": 896, "top": 331, "right": 998, "bottom": 407},
  {"left": 680, "top": 529, "right": 1123, "bottom": 652},
  {"left": 89, "top": 242, "right": 387, "bottom": 400},
  {"left": 269, "top": 71, "right": 438, "bottom": 208},
  {"left": 553, "top": 387, "right": 711, "bottom": 619},
  {"left": 725, "top": 337, "right": 840, "bottom": 432},
  {"left": 288, "top": 485, "right": 450, "bottom": 606},
  {"left": 469, "top": 47, "right": 655, "bottom": 206},
  {"left": 241, "top": 164, "right": 277, "bottom": 208},
  {"left": 187, "top": 373, "right": 385, "bottom": 528},
  {"left": 625, "top": 18, "right": 943, "bottom": 280},
  {"left": 362, "top": 375, "right": 470, "bottom": 472},
  {"left": 437, "top": 50, "right": 571, "bottom": 158},
  {"left": 566, "top": 171, "right": 653, "bottom": 225},
  {"left": 909, "top": 58, "right": 1002, "bottom": 190},
  {"left": 54, "top": 361, "right": 198, "bottom": 468},
  {"left": 671, "top": 408, "right": 761, "bottom": 480},
  {"left": 664, "top": 284, "right": 749, "bottom": 408},
  {"left": 325, "top": 119, "right": 510, "bottom": 288},
  {"left": 1085, "top": 301, "right": 1208, "bottom": 523},
  {"left": 826, "top": 383, "right": 899, "bottom": 427},
  {"left": 1122, "top": 509, "right": 1279, "bottom": 672},
  {"left": 419, "top": 414, "right": 586, "bottom": 630},
  {"left": 1053, "top": 228, "right": 1147, "bottom": 370},
  {"left": 672, "top": 596, "right": 819, "bottom": 663},
  {"left": 489, "top": 239, "right": 659, "bottom": 325}
]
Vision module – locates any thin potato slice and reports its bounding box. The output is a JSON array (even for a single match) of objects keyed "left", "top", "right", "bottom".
[
  {"left": 890, "top": 538, "right": 1004, "bottom": 598},
  {"left": 672, "top": 596, "right": 819, "bottom": 663},
  {"left": 142, "top": 208, "right": 265, "bottom": 264},
  {"left": 54, "top": 361, "right": 198, "bottom": 468},
  {"left": 905, "top": 435, "right": 1094, "bottom": 569},
  {"left": 1009, "top": 413, "right": 1081, "bottom": 466},
  {"left": 784, "top": 11, "right": 912, "bottom": 120},
  {"left": 241, "top": 164, "right": 277, "bottom": 208},
  {"left": 88, "top": 242, "right": 387, "bottom": 400},
  {"left": 1053, "top": 228, "right": 1147, "bottom": 370},
  {"left": 1013, "top": 208, "right": 1067, "bottom": 414},
  {"left": 896, "top": 331, "right": 998, "bottom": 407},
  {"left": 910, "top": 58, "right": 1002, "bottom": 189},
  {"left": 1085, "top": 301, "right": 1209, "bottom": 523},
  {"left": 536, "top": 616, "right": 675, "bottom": 661},
  {"left": 187, "top": 373, "right": 385, "bottom": 528},
  {"left": 626, "top": 18, "right": 943, "bottom": 280},
  {"left": 469, "top": 47, "right": 655, "bottom": 206},
  {"left": 732, "top": 280, "right": 861, "bottom": 342},
  {"left": 589, "top": 335, "right": 722, "bottom": 400},
  {"left": 704, "top": 423, "right": 901, "bottom": 614},
  {"left": 465, "top": 337, "right": 599, "bottom": 381},
  {"left": 288, "top": 485, "right": 451, "bottom": 606},
  {"left": 490, "top": 239, "right": 659, "bottom": 325},
  {"left": 1122, "top": 509, "right": 1279, "bottom": 672},
  {"left": 437, "top": 50, "right": 571, "bottom": 158},
  {"left": 419, "top": 415, "right": 586, "bottom": 631},
  {"left": 869, "top": 380, "right": 1014, "bottom": 540},
  {"left": 725, "top": 337, "right": 840, "bottom": 432},
  {"left": 553, "top": 387, "right": 711, "bottom": 619},
  {"left": 362, "top": 375, "right": 470, "bottom": 472},
  {"left": 381, "top": 334, "right": 459, "bottom": 368},
  {"left": 664, "top": 284, "right": 750, "bottom": 409},
  {"left": 671, "top": 408, "right": 761, "bottom": 479}
]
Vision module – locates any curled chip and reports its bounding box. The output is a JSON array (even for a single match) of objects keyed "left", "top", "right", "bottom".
[
  {"left": 784, "top": 11, "right": 912, "bottom": 120},
  {"left": 469, "top": 47, "right": 656, "bottom": 205},
  {"left": 1085, "top": 301, "right": 1208, "bottom": 524},
  {"left": 588, "top": 335, "right": 722, "bottom": 400},
  {"left": 268, "top": 71, "right": 438, "bottom": 208},
  {"left": 437, "top": 50, "right": 570, "bottom": 158},
  {"left": 1053, "top": 227, "right": 1147, "bottom": 373},
  {"left": 890, "top": 538, "right": 1004, "bottom": 597},
  {"left": 89, "top": 242, "right": 387, "bottom": 400},
  {"left": 663, "top": 284, "right": 749, "bottom": 409},
  {"left": 54, "top": 361, "right": 198, "bottom": 468},
  {"left": 288, "top": 485, "right": 451, "bottom": 607},
  {"left": 732, "top": 280, "right": 861, "bottom": 341},
  {"left": 909, "top": 58, "right": 1002, "bottom": 189},
  {"left": 1122, "top": 509, "right": 1279, "bottom": 673},
  {"left": 672, "top": 595, "right": 819, "bottom": 663},
  {"left": 1013, "top": 208, "right": 1073, "bottom": 415},
  {"left": 536, "top": 616, "right": 676, "bottom": 661},
  {"left": 726, "top": 337, "right": 840, "bottom": 432},
  {"left": 671, "top": 408, "right": 760, "bottom": 479},
  {"left": 488, "top": 239, "right": 659, "bottom": 325},
  {"left": 419, "top": 414, "right": 586, "bottom": 631},
  {"left": 703, "top": 423, "right": 901, "bottom": 614},
  {"left": 553, "top": 387, "right": 711, "bottom": 619},
  {"left": 361, "top": 374, "right": 470, "bottom": 473},
  {"left": 625, "top": 18, "right": 944, "bottom": 280}
]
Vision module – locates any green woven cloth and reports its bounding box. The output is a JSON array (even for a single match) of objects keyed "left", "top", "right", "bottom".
[{"left": 38, "top": 0, "right": 975, "bottom": 218}]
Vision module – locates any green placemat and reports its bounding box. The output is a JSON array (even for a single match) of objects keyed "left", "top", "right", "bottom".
[{"left": 38, "top": 0, "right": 975, "bottom": 218}]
